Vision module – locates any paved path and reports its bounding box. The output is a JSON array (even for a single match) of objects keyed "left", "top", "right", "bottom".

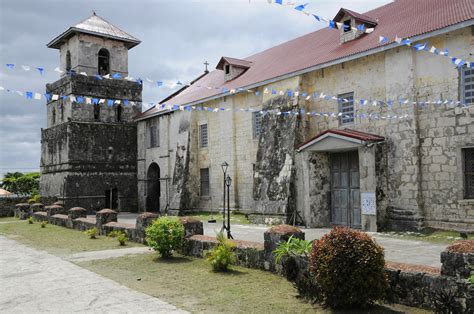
[
  {"left": 114, "top": 214, "right": 446, "bottom": 267},
  {"left": 0, "top": 236, "right": 186, "bottom": 313}
]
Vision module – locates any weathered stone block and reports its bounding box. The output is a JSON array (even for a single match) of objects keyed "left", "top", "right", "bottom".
[
  {"left": 32, "top": 211, "right": 48, "bottom": 222},
  {"left": 135, "top": 212, "right": 159, "bottom": 243},
  {"left": 15, "top": 203, "right": 31, "bottom": 220},
  {"left": 68, "top": 207, "right": 87, "bottom": 228},
  {"left": 30, "top": 203, "right": 44, "bottom": 212},
  {"left": 50, "top": 214, "right": 68, "bottom": 227},
  {"left": 178, "top": 217, "right": 204, "bottom": 238},
  {"left": 441, "top": 250, "right": 474, "bottom": 279},
  {"left": 264, "top": 224, "right": 304, "bottom": 271},
  {"left": 46, "top": 205, "right": 65, "bottom": 217},
  {"left": 96, "top": 208, "right": 117, "bottom": 230},
  {"left": 102, "top": 222, "right": 136, "bottom": 240}
]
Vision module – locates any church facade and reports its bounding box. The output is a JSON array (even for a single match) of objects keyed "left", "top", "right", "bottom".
[
  {"left": 40, "top": 1, "right": 474, "bottom": 233},
  {"left": 136, "top": 0, "right": 474, "bottom": 232}
]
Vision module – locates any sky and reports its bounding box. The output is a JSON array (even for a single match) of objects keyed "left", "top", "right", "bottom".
[{"left": 0, "top": 0, "right": 392, "bottom": 178}]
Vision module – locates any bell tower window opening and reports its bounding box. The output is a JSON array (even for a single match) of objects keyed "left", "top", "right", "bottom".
[
  {"left": 116, "top": 105, "right": 123, "bottom": 122},
  {"left": 98, "top": 48, "right": 110, "bottom": 75},
  {"left": 66, "top": 50, "right": 71, "bottom": 72},
  {"left": 225, "top": 64, "right": 230, "bottom": 74},
  {"left": 52, "top": 107, "right": 56, "bottom": 125},
  {"left": 94, "top": 103, "right": 101, "bottom": 121}
]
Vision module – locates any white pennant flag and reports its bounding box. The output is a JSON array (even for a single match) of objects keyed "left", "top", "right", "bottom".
[
  {"left": 146, "top": 78, "right": 154, "bottom": 83},
  {"left": 395, "top": 36, "right": 402, "bottom": 44},
  {"left": 80, "top": 72, "right": 88, "bottom": 76},
  {"left": 0, "top": 86, "right": 4, "bottom": 91},
  {"left": 365, "top": 28, "right": 375, "bottom": 34},
  {"left": 429, "top": 46, "right": 437, "bottom": 53},
  {"left": 69, "top": 95, "right": 76, "bottom": 102},
  {"left": 99, "top": 99, "right": 105, "bottom": 104},
  {"left": 16, "top": 91, "right": 23, "bottom": 96},
  {"left": 21, "top": 65, "right": 31, "bottom": 71},
  {"left": 34, "top": 93, "right": 42, "bottom": 100},
  {"left": 264, "top": 88, "right": 269, "bottom": 94},
  {"left": 85, "top": 97, "right": 92, "bottom": 104},
  {"left": 115, "top": 100, "right": 121, "bottom": 105},
  {"left": 336, "top": 22, "right": 343, "bottom": 29},
  {"left": 52, "top": 94, "right": 59, "bottom": 101}
]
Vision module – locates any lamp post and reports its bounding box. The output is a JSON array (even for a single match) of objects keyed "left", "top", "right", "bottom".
[
  {"left": 225, "top": 175, "right": 233, "bottom": 239},
  {"left": 221, "top": 161, "right": 229, "bottom": 233}
]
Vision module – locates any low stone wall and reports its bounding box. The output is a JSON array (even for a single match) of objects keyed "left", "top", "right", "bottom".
[
  {"left": 1, "top": 197, "right": 56, "bottom": 217},
  {"left": 102, "top": 222, "right": 136, "bottom": 240}
]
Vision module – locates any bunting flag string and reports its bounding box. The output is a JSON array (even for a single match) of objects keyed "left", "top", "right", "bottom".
[
  {"left": 1, "top": 82, "right": 473, "bottom": 123},
  {"left": 272, "top": 0, "right": 472, "bottom": 68}
]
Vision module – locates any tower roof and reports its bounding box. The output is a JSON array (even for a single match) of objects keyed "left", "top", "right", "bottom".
[{"left": 47, "top": 13, "right": 141, "bottom": 49}]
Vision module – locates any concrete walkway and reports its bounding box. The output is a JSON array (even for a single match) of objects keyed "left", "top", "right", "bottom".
[
  {"left": 114, "top": 214, "right": 446, "bottom": 267},
  {"left": 0, "top": 236, "right": 186, "bottom": 313}
]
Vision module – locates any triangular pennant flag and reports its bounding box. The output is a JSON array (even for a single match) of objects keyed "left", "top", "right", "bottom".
[
  {"left": 312, "top": 14, "right": 320, "bottom": 21},
  {"left": 379, "top": 36, "right": 389, "bottom": 44},
  {"left": 36, "top": 67, "right": 44, "bottom": 75},
  {"left": 6, "top": 64, "right": 14, "bottom": 69},
  {"left": 21, "top": 65, "right": 31, "bottom": 71},
  {"left": 34, "top": 93, "right": 42, "bottom": 100},
  {"left": 25, "top": 92, "right": 33, "bottom": 99},
  {"left": 294, "top": 3, "right": 308, "bottom": 11}
]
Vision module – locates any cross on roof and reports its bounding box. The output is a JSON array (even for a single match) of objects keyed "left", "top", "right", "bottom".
[{"left": 204, "top": 61, "right": 209, "bottom": 73}]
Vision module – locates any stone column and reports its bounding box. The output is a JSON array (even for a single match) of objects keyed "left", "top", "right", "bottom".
[
  {"left": 96, "top": 209, "right": 117, "bottom": 232},
  {"left": 263, "top": 224, "right": 305, "bottom": 272},
  {"left": 15, "top": 203, "right": 30, "bottom": 220},
  {"left": 68, "top": 207, "right": 87, "bottom": 228},
  {"left": 135, "top": 212, "right": 159, "bottom": 243},
  {"left": 179, "top": 217, "right": 204, "bottom": 238}
]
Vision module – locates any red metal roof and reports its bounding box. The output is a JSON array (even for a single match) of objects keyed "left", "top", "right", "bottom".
[
  {"left": 141, "top": 0, "right": 473, "bottom": 120},
  {"left": 297, "top": 128, "right": 385, "bottom": 151}
]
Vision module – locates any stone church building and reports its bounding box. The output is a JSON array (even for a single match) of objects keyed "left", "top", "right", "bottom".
[{"left": 41, "top": 0, "right": 474, "bottom": 232}]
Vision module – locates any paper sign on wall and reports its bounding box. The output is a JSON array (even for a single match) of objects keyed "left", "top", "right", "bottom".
[{"left": 361, "top": 192, "right": 376, "bottom": 215}]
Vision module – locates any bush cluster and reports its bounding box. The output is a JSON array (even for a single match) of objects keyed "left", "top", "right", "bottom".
[
  {"left": 145, "top": 216, "right": 184, "bottom": 257},
  {"left": 206, "top": 232, "right": 236, "bottom": 272},
  {"left": 84, "top": 228, "right": 98, "bottom": 239},
  {"left": 309, "top": 227, "right": 387, "bottom": 309}
]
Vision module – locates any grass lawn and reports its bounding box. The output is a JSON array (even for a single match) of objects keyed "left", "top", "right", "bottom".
[
  {"left": 188, "top": 211, "right": 251, "bottom": 225},
  {"left": 77, "top": 253, "right": 430, "bottom": 314},
  {"left": 379, "top": 229, "right": 473, "bottom": 244},
  {"left": 0, "top": 217, "right": 143, "bottom": 256},
  {"left": 0, "top": 216, "right": 21, "bottom": 222}
]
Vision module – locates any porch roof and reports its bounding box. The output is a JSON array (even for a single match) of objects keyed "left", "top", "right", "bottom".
[{"left": 296, "top": 128, "right": 385, "bottom": 152}]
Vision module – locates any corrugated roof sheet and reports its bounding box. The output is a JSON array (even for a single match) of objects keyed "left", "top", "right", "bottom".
[{"left": 140, "top": 0, "right": 474, "bottom": 120}]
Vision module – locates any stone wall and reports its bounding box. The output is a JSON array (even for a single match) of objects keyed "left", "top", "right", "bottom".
[{"left": 0, "top": 197, "right": 56, "bottom": 217}]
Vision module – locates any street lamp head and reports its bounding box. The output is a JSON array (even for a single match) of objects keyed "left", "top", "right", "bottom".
[
  {"left": 221, "top": 161, "right": 229, "bottom": 174},
  {"left": 225, "top": 175, "right": 232, "bottom": 187}
]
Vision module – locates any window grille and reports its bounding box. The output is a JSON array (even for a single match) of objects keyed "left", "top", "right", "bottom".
[
  {"left": 461, "top": 66, "right": 474, "bottom": 106},
  {"left": 464, "top": 148, "right": 474, "bottom": 199},
  {"left": 200, "top": 124, "right": 208, "bottom": 148},
  {"left": 200, "top": 168, "right": 210, "bottom": 196},
  {"left": 253, "top": 112, "right": 262, "bottom": 138},
  {"left": 338, "top": 92, "right": 355, "bottom": 125}
]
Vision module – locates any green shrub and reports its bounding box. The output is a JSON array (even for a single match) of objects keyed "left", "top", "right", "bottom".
[
  {"left": 108, "top": 230, "right": 125, "bottom": 238},
  {"left": 273, "top": 235, "right": 312, "bottom": 263},
  {"left": 145, "top": 216, "right": 184, "bottom": 258},
  {"left": 84, "top": 228, "right": 98, "bottom": 239},
  {"left": 28, "top": 217, "right": 34, "bottom": 224},
  {"left": 206, "top": 232, "right": 236, "bottom": 272},
  {"left": 309, "top": 227, "right": 387, "bottom": 309},
  {"left": 40, "top": 221, "right": 48, "bottom": 228},
  {"left": 28, "top": 194, "right": 41, "bottom": 204},
  {"left": 117, "top": 233, "right": 127, "bottom": 246}
]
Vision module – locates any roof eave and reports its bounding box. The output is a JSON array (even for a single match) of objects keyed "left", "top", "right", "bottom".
[
  {"left": 47, "top": 27, "right": 141, "bottom": 49},
  {"left": 139, "top": 18, "right": 474, "bottom": 121}
]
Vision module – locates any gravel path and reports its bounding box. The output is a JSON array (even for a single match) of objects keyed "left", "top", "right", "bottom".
[{"left": 0, "top": 236, "right": 186, "bottom": 313}]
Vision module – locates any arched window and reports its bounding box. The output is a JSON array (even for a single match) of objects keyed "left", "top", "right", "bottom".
[
  {"left": 98, "top": 48, "right": 110, "bottom": 75},
  {"left": 116, "top": 105, "right": 123, "bottom": 122},
  {"left": 66, "top": 50, "right": 71, "bottom": 72},
  {"left": 94, "top": 103, "right": 101, "bottom": 121}
]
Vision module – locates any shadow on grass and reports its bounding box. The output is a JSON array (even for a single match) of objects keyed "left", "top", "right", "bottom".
[
  {"left": 209, "top": 268, "right": 247, "bottom": 276},
  {"left": 330, "top": 304, "right": 405, "bottom": 314},
  {"left": 152, "top": 256, "right": 193, "bottom": 264}
]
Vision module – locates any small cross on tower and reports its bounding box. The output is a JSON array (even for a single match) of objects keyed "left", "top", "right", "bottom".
[{"left": 204, "top": 61, "right": 209, "bottom": 73}]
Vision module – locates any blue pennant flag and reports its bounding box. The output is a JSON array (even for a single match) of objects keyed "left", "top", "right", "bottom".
[
  {"left": 76, "top": 96, "right": 84, "bottom": 103},
  {"left": 271, "top": 89, "right": 277, "bottom": 95},
  {"left": 95, "top": 75, "right": 103, "bottom": 80},
  {"left": 107, "top": 99, "right": 114, "bottom": 106},
  {"left": 36, "top": 67, "right": 44, "bottom": 75},
  {"left": 401, "top": 39, "right": 411, "bottom": 46},
  {"left": 275, "top": 0, "right": 283, "bottom": 4},
  {"left": 220, "top": 107, "right": 225, "bottom": 111},
  {"left": 6, "top": 64, "right": 14, "bottom": 69},
  {"left": 222, "top": 87, "right": 229, "bottom": 93},
  {"left": 176, "top": 81, "right": 183, "bottom": 85},
  {"left": 123, "top": 100, "right": 129, "bottom": 106},
  {"left": 173, "top": 105, "right": 179, "bottom": 110},
  {"left": 379, "top": 36, "right": 389, "bottom": 45},
  {"left": 413, "top": 43, "right": 427, "bottom": 51},
  {"left": 44, "top": 93, "right": 52, "bottom": 101},
  {"left": 312, "top": 14, "right": 320, "bottom": 21},
  {"left": 294, "top": 3, "right": 308, "bottom": 11},
  {"left": 112, "top": 73, "right": 122, "bottom": 79},
  {"left": 157, "top": 81, "right": 163, "bottom": 87},
  {"left": 302, "top": 92, "right": 307, "bottom": 97},
  {"left": 357, "top": 24, "right": 365, "bottom": 32},
  {"left": 61, "top": 95, "right": 68, "bottom": 100},
  {"left": 287, "top": 90, "right": 293, "bottom": 97},
  {"left": 136, "top": 79, "right": 143, "bottom": 85},
  {"left": 207, "top": 107, "right": 213, "bottom": 112},
  {"left": 25, "top": 92, "right": 33, "bottom": 99},
  {"left": 329, "top": 20, "right": 336, "bottom": 29},
  {"left": 92, "top": 98, "right": 99, "bottom": 104},
  {"left": 255, "top": 91, "right": 260, "bottom": 96}
]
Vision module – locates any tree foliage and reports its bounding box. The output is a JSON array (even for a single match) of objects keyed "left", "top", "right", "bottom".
[{"left": 1, "top": 172, "right": 40, "bottom": 196}]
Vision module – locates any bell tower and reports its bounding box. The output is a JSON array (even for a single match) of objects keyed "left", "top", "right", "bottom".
[{"left": 40, "top": 13, "right": 142, "bottom": 212}]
